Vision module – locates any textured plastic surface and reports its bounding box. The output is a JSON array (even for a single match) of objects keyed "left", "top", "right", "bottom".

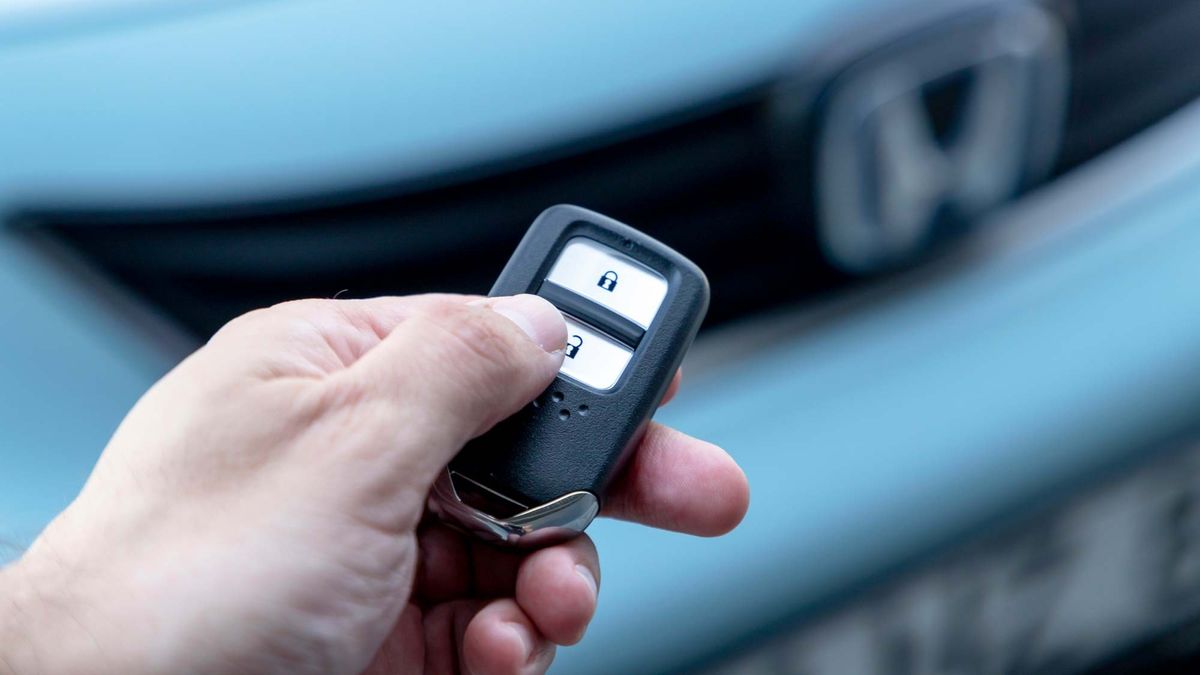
[{"left": 450, "top": 205, "right": 709, "bottom": 507}]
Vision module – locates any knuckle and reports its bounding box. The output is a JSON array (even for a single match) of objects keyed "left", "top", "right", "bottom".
[
  {"left": 210, "top": 299, "right": 330, "bottom": 342},
  {"left": 406, "top": 302, "right": 532, "bottom": 419},
  {"left": 208, "top": 306, "right": 272, "bottom": 343},
  {"left": 419, "top": 301, "right": 522, "bottom": 368},
  {"left": 269, "top": 297, "right": 330, "bottom": 313}
]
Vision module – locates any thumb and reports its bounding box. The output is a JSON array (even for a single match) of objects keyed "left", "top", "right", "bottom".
[{"left": 349, "top": 294, "right": 567, "bottom": 480}]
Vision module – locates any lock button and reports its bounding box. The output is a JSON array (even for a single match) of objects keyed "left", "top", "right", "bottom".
[
  {"left": 597, "top": 270, "right": 618, "bottom": 292},
  {"left": 557, "top": 315, "right": 633, "bottom": 391},
  {"left": 545, "top": 238, "right": 668, "bottom": 329}
]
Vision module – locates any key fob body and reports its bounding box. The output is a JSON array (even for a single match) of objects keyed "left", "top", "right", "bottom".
[{"left": 429, "top": 205, "right": 709, "bottom": 546}]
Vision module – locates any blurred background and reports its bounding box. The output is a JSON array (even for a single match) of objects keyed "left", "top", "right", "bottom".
[{"left": 4, "top": 0, "right": 1200, "bottom": 672}]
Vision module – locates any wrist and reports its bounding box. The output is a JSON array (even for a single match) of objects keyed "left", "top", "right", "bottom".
[
  {"left": 0, "top": 545, "right": 132, "bottom": 675},
  {"left": 1, "top": 556, "right": 54, "bottom": 674},
  {"left": 2, "top": 555, "right": 74, "bottom": 674}
]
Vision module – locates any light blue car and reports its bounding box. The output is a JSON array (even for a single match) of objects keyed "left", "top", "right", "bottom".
[{"left": 4, "top": 1, "right": 1200, "bottom": 672}]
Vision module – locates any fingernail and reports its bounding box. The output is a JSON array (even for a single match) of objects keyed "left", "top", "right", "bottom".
[
  {"left": 503, "top": 621, "right": 534, "bottom": 662},
  {"left": 489, "top": 294, "right": 566, "bottom": 353},
  {"left": 575, "top": 564, "right": 598, "bottom": 600}
]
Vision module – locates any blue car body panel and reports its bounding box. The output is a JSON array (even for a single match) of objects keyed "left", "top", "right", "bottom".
[
  {"left": 0, "top": 0, "right": 877, "bottom": 210},
  {"left": 0, "top": 239, "right": 186, "bottom": 547}
]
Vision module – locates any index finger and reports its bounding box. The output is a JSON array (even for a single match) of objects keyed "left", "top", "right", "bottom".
[{"left": 602, "top": 422, "right": 749, "bottom": 536}]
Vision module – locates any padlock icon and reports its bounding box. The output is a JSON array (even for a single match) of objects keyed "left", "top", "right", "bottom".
[
  {"left": 565, "top": 335, "right": 583, "bottom": 359},
  {"left": 597, "top": 270, "right": 618, "bottom": 292}
]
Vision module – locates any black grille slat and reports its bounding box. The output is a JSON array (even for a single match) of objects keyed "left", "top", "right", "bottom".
[
  {"left": 1057, "top": 0, "right": 1200, "bottom": 170},
  {"left": 41, "top": 101, "right": 781, "bottom": 336},
  {"left": 1069, "top": 0, "right": 1191, "bottom": 56}
]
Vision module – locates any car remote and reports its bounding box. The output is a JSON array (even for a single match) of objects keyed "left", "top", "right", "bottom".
[{"left": 429, "top": 205, "right": 709, "bottom": 546}]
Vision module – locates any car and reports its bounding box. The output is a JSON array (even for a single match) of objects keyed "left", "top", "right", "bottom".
[{"left": 4, "top": 0, "right": 1200, "bottom": 672}]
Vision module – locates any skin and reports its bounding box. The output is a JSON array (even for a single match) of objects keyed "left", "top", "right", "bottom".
[{"left": 0, "top": 294, "right": 748, "bottom": 675}]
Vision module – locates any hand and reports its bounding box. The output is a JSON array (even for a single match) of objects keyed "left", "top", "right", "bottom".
[{"left": 0, "top": 294, "right": 748, "bottom": 675}]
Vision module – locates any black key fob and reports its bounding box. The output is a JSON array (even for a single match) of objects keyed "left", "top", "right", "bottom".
[{"left": 428, "top": 205, "right": 709, "bottom": 546}]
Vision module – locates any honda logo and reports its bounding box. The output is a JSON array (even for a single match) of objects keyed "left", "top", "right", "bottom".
[{"left": 811, "top": 2, "right": 1067, "bottom": 273}]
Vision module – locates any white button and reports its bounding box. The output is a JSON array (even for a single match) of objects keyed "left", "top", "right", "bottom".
[
  {"left": 545, "top": 238, "right": 668, "bottom": 329},
  {"left": 558, "top": 315, "right": 633, "bottom": 391}
]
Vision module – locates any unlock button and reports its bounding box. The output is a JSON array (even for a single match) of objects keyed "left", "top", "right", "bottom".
[
  {"left": 558, "top": 315, "right": 633, "bottom": 390},
  {"left": 546, "top": 238, "right": 668, "bottom": 329}
]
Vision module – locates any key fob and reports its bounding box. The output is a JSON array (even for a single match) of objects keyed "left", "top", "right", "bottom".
[{"left": 428, "top": 205, "right": 709, "bottom": 546}]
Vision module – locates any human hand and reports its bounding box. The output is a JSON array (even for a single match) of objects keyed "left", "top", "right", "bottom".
[{"left": 0, "top": 294, "right": 748, "bottom": 675}]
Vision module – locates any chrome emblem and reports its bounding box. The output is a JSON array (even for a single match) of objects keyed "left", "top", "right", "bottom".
[{"left": 815, "top": 3, "right": 1068, "bottom": 273}]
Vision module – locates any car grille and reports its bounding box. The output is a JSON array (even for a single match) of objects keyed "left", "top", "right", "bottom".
[{"left": 27, "top": 0, "right": 1200, "bottom": 338}]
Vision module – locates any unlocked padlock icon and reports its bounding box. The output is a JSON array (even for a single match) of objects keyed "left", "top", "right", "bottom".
[
  {"left": 565, "top": 335, "right": 583, "bottom": 359},
  {"left": 597, "top": 270, "right": 618, "bottom": 292}
]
